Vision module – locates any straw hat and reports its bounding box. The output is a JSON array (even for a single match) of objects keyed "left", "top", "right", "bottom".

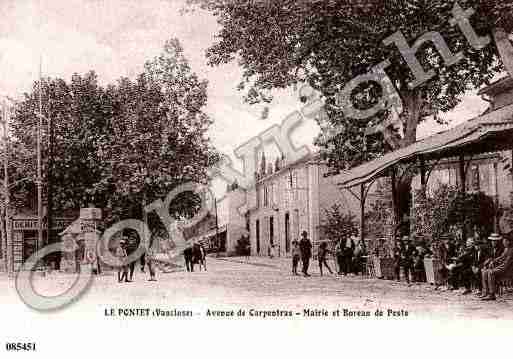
[{"left": 488, "top": 233, "right": 502, "bottom": 241}]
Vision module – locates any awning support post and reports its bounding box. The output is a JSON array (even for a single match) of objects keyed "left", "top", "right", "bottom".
[
  {"left": 419, "top": 156, "right": 427, "bottom": 195},
  {"left": 459, "top": 155, "right": 466, "bottom": 193},
  {"left": 360, "top": 183, "right": 365, "bottom": 246}
]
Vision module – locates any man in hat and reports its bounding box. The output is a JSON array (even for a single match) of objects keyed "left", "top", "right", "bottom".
[
  {"left": 299, "top": 231, "right": 312, "bottom": 277},
  {"left": 447, "top": 237, "right": 475, "bottom": 294},
  {"left": 183, "top": 243, "right": 194, "bottom": 272},
  {"left": 399, "top": 236, "right": 417, "bottom": 284},
  {"left": 472, "top": 236, "right": 490, "bottom": 295},
  {"left": 115, "top": 238, "right": 129, "bottom": 283},
  {"left": 481, "top": 233, "right": 513, "bottom": 301},
  {"left": 317, "top": 242, "right": 333, "bottom": 276},
  {"left": 484, "top": 233, "right": 504, "bottom": 267},
  {"left": 291, "top": 239, "right": 301, "bottom": 275},
  {"left": 125, "top": 233, "right": 139, "bottom": 282}
]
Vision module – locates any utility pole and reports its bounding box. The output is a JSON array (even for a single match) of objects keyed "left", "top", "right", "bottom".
[
  {"left": 1, "top": 100, "right": 10, "bottom": 274},
  {"left": 47, "top": 107, "right": 54, "bottom": 251},
  {"left": 214, "top": 197, "right": 219, "bottom": 256},
  {"left": 37, "top": 59, "right": 43, "bottom": 258}
]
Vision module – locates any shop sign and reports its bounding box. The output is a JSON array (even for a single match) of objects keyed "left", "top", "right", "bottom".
[{"left": 12, "top": 217, "right": 74, "bottom": 231}]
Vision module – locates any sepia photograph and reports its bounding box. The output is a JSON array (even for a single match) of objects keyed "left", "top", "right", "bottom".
[{"left": 1, "top": 1, "right": 513, "bottom": 358}]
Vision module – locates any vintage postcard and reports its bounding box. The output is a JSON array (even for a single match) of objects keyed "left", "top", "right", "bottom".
[{"left": 1, "top": 1, "right": 513, "bottom": 357}]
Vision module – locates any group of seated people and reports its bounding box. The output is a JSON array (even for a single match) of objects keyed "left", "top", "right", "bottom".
[{"left": 440, "top": 231, "right": 513, "bottom": 300}]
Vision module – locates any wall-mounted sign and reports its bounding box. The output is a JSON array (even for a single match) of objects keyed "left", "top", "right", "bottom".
[
  {"left": 79, "top": 208, "right": 102, "bottom": 220},
  {"left": 80, "top": 219, "right": 96, "bottom": 233},
  {"left": 12, "top": 217, "right": 74, "bottom": 231}
]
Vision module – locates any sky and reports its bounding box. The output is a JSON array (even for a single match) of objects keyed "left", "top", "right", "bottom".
[{"left": 0, "top": 0, "right": 494, "bottom": 215}]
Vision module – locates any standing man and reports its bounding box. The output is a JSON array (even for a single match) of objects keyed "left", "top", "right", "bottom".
[
  {"left": 400, "top": 236, "right": 417, "bottom": 284},
  {"left": 335, "top": 239, "right": 344, "bottom": 275},
  {"left": 299, "top": 231, "right": 312, "bottom": 277},
  {"left": 183, "top": 243, "right": 194, "bottom": 272},
  {"left": 392, "top": 238, "right": 402, "bottom": 281},
  {"left": 342, "top": 236, "right": 355, "bottom": 276},
  {"left": 317, "top": 242, "right": 333, "bottom": 276},
  {"left": 126, "top": 234, "right": 139, "bottom": 282},
  {"left": 115, "top": 239, "right": 129, "bottom": 283},
  {"left": 146, "top": 240, "right": 157, "bottom": 281}
]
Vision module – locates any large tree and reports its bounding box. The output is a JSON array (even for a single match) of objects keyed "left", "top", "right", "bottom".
[
  {"left": 9, "top": 38, "right": 218, "bottom": 231},
  {"left": 189, "top": 0, "right": 512, "bottom": 222}
]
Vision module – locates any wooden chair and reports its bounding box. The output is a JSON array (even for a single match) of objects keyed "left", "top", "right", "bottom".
[{"left": 363, "top": 256, "right": 375, "bottom": 278}]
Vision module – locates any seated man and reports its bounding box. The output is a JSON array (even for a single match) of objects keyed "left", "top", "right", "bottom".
[
  {"left": 481, "top": 233, "right": 513, "bottom": 301},
  {"left": 447, "top": 238, "right": 475, "bottom": 294},
  {"left": 472, "top": 238, "right": 490, "bottom": 296}
]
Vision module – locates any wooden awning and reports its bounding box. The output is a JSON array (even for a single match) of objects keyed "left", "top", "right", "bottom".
[{"left": 337, "top": 103, "right": 513, "bottom": 189}]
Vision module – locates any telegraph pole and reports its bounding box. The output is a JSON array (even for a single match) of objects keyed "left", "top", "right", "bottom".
[
  {"left": 214, "top": 197, "right": 219, "bottom": 256},
  {"left": 1, "top": 100, "right": 10, "bottom": 273},
  {"left": 37, "top": 59, "right": 43, "bottom": 257}
]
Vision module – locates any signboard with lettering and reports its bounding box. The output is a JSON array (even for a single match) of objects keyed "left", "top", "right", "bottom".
[
  {"left": 12, "top": 217, "right": 74, "bottom": 231},
  {"left": 80, "top": 219, "right": 96, "bottom": 233},
  {"left": 79, "top": 208, "right": 102, "bottom": 220}
]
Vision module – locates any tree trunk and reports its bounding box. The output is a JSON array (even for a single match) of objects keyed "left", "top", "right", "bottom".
[
  {"left": 385, "top": 91, "right": 422, "bottom": 237},
  {"left": 494, "top": 27, "right": 513, "bottom": 78}
]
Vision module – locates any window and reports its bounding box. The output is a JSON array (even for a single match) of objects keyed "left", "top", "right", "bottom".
[
  {"left": 269, "top": 216, "right": 274, "bottom": 246},
  {"left": 256, "top": 219, "right": 260, "bottom": 254},
  {"left": 293, "top": 171, "right": 299, "bottom": 200},
  {"left": 264, "top": 186, "right": 269, "bottom": 207},
  {"left": 285, "top": 212, "right": 290, "bottom": 253}
]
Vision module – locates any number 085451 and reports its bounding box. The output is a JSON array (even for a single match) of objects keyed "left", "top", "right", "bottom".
[{"left": 5, "top": 343, "right": 36, "bottom": 351}]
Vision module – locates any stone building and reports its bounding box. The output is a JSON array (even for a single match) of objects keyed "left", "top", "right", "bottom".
[{"left": 247, "top": 153, "right": 359, "bottom": 258}]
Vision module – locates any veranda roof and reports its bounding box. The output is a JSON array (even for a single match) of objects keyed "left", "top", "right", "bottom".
[{"left": 337, "top": 103, "right": 513, "bottom": 188}]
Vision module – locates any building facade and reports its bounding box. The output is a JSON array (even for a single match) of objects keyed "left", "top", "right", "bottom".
[
  {"left": 0, "top": 207, "right": 75, "bottom": 272},
  {"left": 411, "top": 76, "right": 513, "bottom": 234},
  {"left": 247, "top": 154, "right": 359, "bottom": 258}
]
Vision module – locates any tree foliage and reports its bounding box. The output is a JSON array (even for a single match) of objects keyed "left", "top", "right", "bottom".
[
  {"left": 322, "top": 204, "right": 359, "bottom": 243},
  {"left": 188, "top": 0, "right": 511, "bottom": 169},
  {"left": 9, "top": 39, "right": 218, "bottom": 228}
]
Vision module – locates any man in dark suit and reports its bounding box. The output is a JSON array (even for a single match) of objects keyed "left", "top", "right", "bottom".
[
  {"left": 299, "top": 231, "right": 312, "bottom": 277},
  {"left": 183, "top": 244, "right": 194, "bottom": 272},
  {"left": 399, "top": 236, "right": 417, "bottom": 284},
  {"left": 481, "top": 233, "right": 513, "bottom": 301},
  {"left": 472, "top": 238, "right": 490, "bottom": 295},
  {"left": 126, "top": 235, "right": 139, "bottom": 282},
  {"left": 486, "top": 233, "right": 505, "bottom": 265},
  {"left": 448, "top": 238, "right": 476, "bottom": 294}
]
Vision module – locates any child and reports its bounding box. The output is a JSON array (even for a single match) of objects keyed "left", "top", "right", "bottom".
[{"left": 291, "top": 240, "right": 301, "bottom": 275}]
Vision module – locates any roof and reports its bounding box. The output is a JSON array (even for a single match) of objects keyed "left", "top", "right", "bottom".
[
  {"left": 478, "top": 76, "right": 513, "bottom": 97},
  {"left": 255, "top": 151, "right": 321, "bottom": 184},
  {"left": 337, "top": 103, "right": 513, "bottom": 188}
]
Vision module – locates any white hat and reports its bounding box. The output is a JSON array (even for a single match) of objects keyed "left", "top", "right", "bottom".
[{"left": 489, "top": 233, "right": 502, "bottom": 241}]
